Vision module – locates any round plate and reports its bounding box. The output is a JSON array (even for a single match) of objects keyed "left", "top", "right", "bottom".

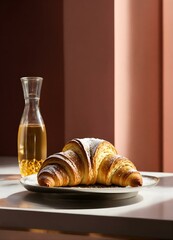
[{"left": 20, "top": 174, "right": 159, "bottom": 195}]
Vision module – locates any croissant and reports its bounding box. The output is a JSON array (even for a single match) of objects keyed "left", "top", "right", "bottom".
[{"left": 37, "top": 138, "right": 143, "bottom": 188}]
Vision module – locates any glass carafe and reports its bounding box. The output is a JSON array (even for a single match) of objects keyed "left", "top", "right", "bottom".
[{"left": 18, "top": 77, "right": 47, "bottom": 177}]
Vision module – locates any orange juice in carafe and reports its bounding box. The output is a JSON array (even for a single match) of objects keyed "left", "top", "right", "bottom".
[
  {"left": 18, "top": 123, "right": 47, "bottom": 176},
  {"left": 18, "top": 77, "right": 47, "bottom": 177}
]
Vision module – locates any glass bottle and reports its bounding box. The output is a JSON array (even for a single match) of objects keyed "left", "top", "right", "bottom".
[{"left": 18, "top": 77, "right": 47, "bottom": 177}]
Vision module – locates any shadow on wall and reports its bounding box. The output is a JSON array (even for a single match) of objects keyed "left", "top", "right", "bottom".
[{"left": 0, "top": 0, "right": 64, "bottom": 156}]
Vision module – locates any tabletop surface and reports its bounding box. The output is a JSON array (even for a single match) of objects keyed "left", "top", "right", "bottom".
[{"left": 1, "top": 156, "right": 173, "bottom": 239}]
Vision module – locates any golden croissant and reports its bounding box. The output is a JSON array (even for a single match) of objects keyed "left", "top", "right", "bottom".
[{"left": 37, "top": 138, "right": 143, "bottom": 188}]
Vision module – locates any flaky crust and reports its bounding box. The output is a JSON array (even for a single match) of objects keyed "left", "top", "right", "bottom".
[{"left": 37, "top": 138, "right": 143, "bottom": 187}]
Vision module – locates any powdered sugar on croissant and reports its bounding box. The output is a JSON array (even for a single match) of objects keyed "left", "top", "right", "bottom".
[{"left": 37, "top": 138, "right": 143, "bottom": 187}]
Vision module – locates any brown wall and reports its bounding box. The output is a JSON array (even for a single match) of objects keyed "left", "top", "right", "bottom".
[
  {"left": 0, "top": 0, "right": 114, "bottom": 156},
  {"left": 0, "top": 0, "right": 65, "bottom": 156}
]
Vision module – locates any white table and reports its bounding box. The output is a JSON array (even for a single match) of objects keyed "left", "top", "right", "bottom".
[{"left": 0, "top": 156, "right": 173, "bottom": 239}]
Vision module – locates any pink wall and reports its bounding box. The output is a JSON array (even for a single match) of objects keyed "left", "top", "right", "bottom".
[
  {"left": 1, "top": 0, "right": 172, "bottom": 173},
  {"left": 63, "top": 0, "right": 114, "bottom": 144},
  {"left": 163, "top": 0, "right": 173, "bottom": 172},
  {"left": 114, "top": 0, "right": 162, "bottom": 171}
]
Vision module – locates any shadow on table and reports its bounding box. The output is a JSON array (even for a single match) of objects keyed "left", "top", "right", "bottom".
[
  {"left": 0, "top": 174, "right": 20, "bottom": 181},
  {"left": 157, "top": 175, "right": 173, "bottom": 188},
  {"left": 1, "top": 190, "right": 143, "bottom": 210}
]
